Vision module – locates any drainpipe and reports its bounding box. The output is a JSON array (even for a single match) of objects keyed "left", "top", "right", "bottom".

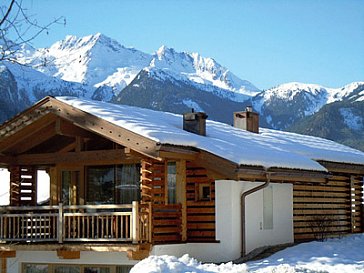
[{"left": 240, "top": 173, "right": 271, "bottom": 257}]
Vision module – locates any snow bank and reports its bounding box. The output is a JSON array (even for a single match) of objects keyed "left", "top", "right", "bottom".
[
  {"left": 131, "top": 234, "right": 364, "bottom": 273},
  {"left": 130, "top": 254, "right": 248, "bottom": 273}
]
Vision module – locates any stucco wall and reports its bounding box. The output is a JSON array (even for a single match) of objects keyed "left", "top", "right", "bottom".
[
  {"left": 153, "top": 180, "right": 293, "bottom": 262},
  {"left": 6, "top": 251, "right": 137, "bottom": 273}
]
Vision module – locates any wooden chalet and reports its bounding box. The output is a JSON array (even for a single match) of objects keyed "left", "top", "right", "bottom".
[{"left": 0, "top": 96, "right": 363, "bottom": 272}]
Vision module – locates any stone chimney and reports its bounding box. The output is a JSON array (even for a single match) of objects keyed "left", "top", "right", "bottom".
[
  {"left": 183, "top": 109, "right": 208, "bottom": 136},
  {"left": 234, "top": 106, "right": 259, "bottom": 133}
]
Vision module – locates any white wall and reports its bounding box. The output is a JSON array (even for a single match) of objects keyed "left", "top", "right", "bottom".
[
  {"left": 6, "top": 251, "right": 137, "bottom": 273},
  {"left": 153, "top": 180, "right": 293, "bottom": 262},
  {"left": 244, "top": 182, "right": 293, "bottom": 254}
]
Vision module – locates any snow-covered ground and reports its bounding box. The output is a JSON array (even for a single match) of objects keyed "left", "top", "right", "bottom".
[{"left": 131, "top": 234, "right": 364, "bottom": 273}]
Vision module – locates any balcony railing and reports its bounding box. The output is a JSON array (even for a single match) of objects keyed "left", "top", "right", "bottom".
[{"left": 0, "top": 201, "right": 151, "bottom": 244}]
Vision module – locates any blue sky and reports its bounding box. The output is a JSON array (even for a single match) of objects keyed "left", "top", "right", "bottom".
[{"left": 24, "top": 0, "right": 363, "bottom": 90}]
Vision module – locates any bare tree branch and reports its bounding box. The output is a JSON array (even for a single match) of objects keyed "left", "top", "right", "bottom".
[
  {"left": 0, "top": 0, "right": 65, "bottom": 62},
  {"left": 0, "top": 0, "right": 15, "bottom": 27}
]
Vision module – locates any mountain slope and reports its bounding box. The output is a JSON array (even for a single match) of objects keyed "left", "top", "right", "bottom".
[
  {"left": 252, "top": 82, "right": 364, "bottom": 130},
  {"left": 288, "top": 83, "right": 364, "bottom": 150},
  {"left": 0, "top": 61, "right": 95, "bottom": 121},
  {"left": 113, "top": 69, "right": 249, "bottom": 124},
  {"left": 288, "top": 100, "right": 364, "bottom": 151}
]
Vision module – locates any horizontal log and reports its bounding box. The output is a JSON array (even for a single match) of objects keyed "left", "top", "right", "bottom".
[
  {"left": 187, "top": 215, "right": 215, "bottom": 222},
  {"left": 153, "top": 220, "right": 181, "bottom": 226},
  {"left": 187, "top": 223, "right": 215, "bottom": 229},
  {"left": 293, "top": 191, "right": 350, "bottom": 198},
  {"left": 153, "top": 234, "right": 181, "bottom": 243},
  {"left": 294, "top": 220, "right": 351, "bottom": 228},
  {"left": 293, "top": 197, "right": 350, "bottom": 203},
  {"left": 153, "top": 227, "right": 181, "bottom": 234},
  {"left": 294, "top": 202, "right": 351, "bottom": 208},
  {"left": 293, "top": 185, "right": 349, "bottom": 192},
  {"left": 187, "top": 207, "right": 215, "bottom": 214},
  {"left": 15, "top": 149, "right": 140, "bottom": 165},
  {"left": 186, "top": 169, "right": 207, "bottom": 176},
  {"left": 187, "top": 230, "right": 215, "bottom": 237},
  {"left": 294, "top": 209, "right": 350, "bottom": 215}
]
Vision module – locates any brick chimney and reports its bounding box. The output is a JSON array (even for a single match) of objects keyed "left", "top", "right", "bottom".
[
  {"left": 183, "top": 109, "right": 208, "bottom": 136},
  {"left": 234, "top": 106, "right": 259, "bottom": 133}
]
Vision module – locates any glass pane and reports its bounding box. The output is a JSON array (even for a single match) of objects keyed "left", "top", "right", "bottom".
[
  {"left": 116, "top": 164, "right": 140, "bottom": 204},
  {"left": 167, "top": 162, "right": 177, "bottom": 204},
  {"left": 37, "top": 170, "right": 50, "bottom": 205},
  {"left": 61, "top": 171, "right": 71, "bottom": 205},
  {"left": 116, "top": 265, "right": 133, "bottom": 273},
  {"left": 87, "top": 166, "right": 115, "bottom": 204},
  {"left": 62, "top": 171, "right": 80, "bottom": 205},
  {"left": 263, "top": 185, "right": 273, "bottom": 230},
  {"left": 23, "top": 264, "right": 48, "bottom": 273},
  {"left": 54, "top": 266, "right": 80, "bottom": 273},
  {"left": 84, "top": 267, "right": 110, "bottom": 273}
]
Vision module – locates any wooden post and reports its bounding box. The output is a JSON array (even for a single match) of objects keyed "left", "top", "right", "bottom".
[
  {"left": 1, "top": 257, "right": 5, "bottom": 273},
  {"left": 148, "top": 202, "right": 152, "bottom": 243},
  {"left": 58, "top": 203, "right": 63, "bottom": 243},
  {"left": 0, "top": 251, "right": 16, "bottom": 273},
  {"left": 177, "top": 160, "right": 187, "bottom": 241},
  {"left": 132, "top": 201, "right": 139, "bottom": 244},
  {"left": 350, "top": 176, "right": 355, "bottom": 233}
]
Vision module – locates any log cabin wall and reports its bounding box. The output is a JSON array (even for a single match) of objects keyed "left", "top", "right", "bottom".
[
  {"left": 186, "top": 161, "right": 216, "bottom": 242},
  {"left": 292, "top": 173, "right": 364, "bottom": 241},
  {"left": 9, "top": 166, "right": 37, "bottom": 206},
  {"left": 140, "top": 160, "right": 182, "bottom": 244},
  {"left": 140, "top": 160, "right": 217, "bottom": 244}
]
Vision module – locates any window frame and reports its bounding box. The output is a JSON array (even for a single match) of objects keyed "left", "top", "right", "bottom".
[{"left": 22, "top": 263, "right": 134, "bottom": 273}]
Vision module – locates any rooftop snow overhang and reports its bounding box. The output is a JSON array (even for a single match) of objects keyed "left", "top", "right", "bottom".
[{"left": 0, "top": 96, "right": 161, "bottom": 161}]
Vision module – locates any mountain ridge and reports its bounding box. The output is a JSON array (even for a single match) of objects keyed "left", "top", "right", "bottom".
[{"left": 0, "top": 33, "right": 363, "bottom": 151}]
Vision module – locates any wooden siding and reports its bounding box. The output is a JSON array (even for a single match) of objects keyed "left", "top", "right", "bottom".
[
  {"left": 186, "top": 162, "right": 216, "bottom": 242},
  {"left": 10, "top": 166, "right": 37, "bottom": 206},
  {"left": 140, "top": 160, "right": 217, "bottom": 244},
  {"left": 141, "top": 160, "right": 182, "bottom": 244},
  {"left": 293, "top": 174, "right": 364, "bottom": 240}
]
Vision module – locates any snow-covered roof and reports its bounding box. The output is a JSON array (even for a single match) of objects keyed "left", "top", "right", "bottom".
[{"left": 57, "top": 97, "right": 364, "bottom": 172}]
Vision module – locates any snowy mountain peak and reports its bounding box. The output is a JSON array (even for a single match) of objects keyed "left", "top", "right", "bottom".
[
  {"left": 149, "top": 46, "right": 260, "bottom": 101},
  {"left": 13, "top": 33, "right": 260, "bottom": 102}
]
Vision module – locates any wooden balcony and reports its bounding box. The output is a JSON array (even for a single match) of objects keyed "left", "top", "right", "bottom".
[{"left": 0, "top": 201, "right": 151, "bottom": 245}]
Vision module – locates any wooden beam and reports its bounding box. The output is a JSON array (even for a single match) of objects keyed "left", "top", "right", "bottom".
[
  {"left": 57, "top": 118, "right": 97, "bottom": 139},
  {"left": 0, "top": 251, "right": 16, "bottom": 258},
  {"left": 158, "top": 145, "right": 198, "bottom": 161},
  {"left": 0, "top": 97, "right": 52, "bottom": 139},
  {"left": 0, "top": 154, "right": 15, "bottom": 166},
  {"left": 0, "top": 243, "right": 137, "bottom": 252},
  {"left": 195, "top": 151, "right": 239, "bottom": 180},
  {"left": 6, "top": 122, "right": 58, "bottom": 154},
  {"left": 318, "top": 161, "right": 364, "bottom": 175},
  {"left": 16, "top": 149, "right": 141, "bottom": 165},
  {"left": 57, "top": 250, "right": 80, "bottom": 259},
  {"left": 0, "top": 114, "right": 57, "bottom": 153},
  {"left": 49, "top": 98, "right": 159, "bottom": 159}
]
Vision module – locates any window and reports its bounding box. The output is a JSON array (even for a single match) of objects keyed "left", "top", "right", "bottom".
[
  {"left": 167, "top": 162, "right": 177, "bottom": 204},
  {"left": 22, "top": 264, "right": 132, "bottom": 273},
  {"left": 84, "top": 267, "right": 110, "bottom": 273},
  {"left": 54, "top": 266, "right": 80, "bottom": 273},
  {"left": 263, "top": 185, "right": 273, "bottom": 230},
  {"left": 61, "top": 170, "right": 80, "bottom": 205},
  {"left": 86, "top": 164, "right": 140, "bottom": 205},
  {"left": 198, "top": 184, "right": 211, "bottom": 201},
  {"left": 23, "top": 264, "right": 48, "bottom": 273},
  {"left": 116, "top": 164, "right": 141, "bottom": 204}
]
